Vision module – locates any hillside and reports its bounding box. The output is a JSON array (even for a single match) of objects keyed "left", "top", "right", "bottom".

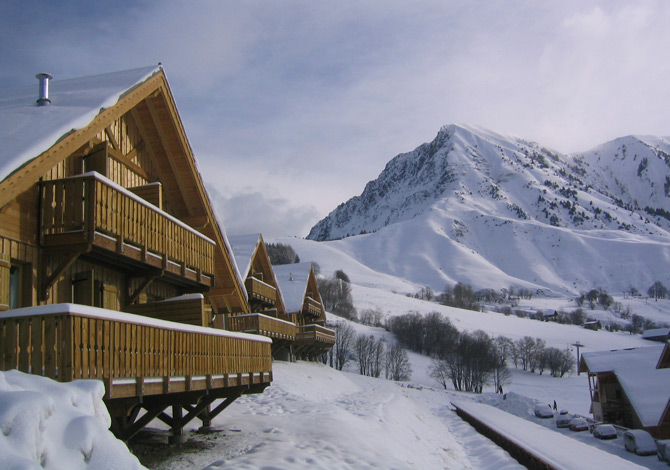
[{"left": 306, "top": 125, "right": 670, "bottom": 295}]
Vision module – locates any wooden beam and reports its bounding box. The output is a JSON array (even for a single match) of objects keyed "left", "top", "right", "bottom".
[
  {"left": 129, "top": 107, "right": 177, "bottom": 204},
  {"left": 104, "top": 126, "right": 120, "bottom": 151},
  {"left": 207, "top": 389, "right": 244, "bottom": 421},
  {"left": 145, "top": 95, "right": 197, "bottom": 216},
  {"left": 120, "top": 404, "right": 169, "bottom": 442},
  {"left": 181, "top": 215, "right": 210, "bottom": 231},
  {"left": 126, "top": 272, "right": 161, "bottom": 306},
  {"left": 124, "top": 140, "right": 145, "bottom": 163},
  {"left": 41, "top": 245, "right": 90, "bottom": 300}
]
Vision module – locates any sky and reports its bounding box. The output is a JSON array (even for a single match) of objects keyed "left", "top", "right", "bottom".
[{"left": 2, "top": 1, "right": 670, "bottom": 238}]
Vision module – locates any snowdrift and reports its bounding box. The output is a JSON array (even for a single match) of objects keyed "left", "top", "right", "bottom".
[{"left": 0, "top": 370, "right": 145, "bottom": 470}]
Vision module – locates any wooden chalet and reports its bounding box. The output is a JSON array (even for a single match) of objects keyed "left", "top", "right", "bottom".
[
  {"left": 0, "top": 66, "right": 272, "bottom": 443},
  {"left": 580, "top": 344, "right": 670, "bottom": 438},
  {"left": 272, "top": 263, "right": 335, "bottom": 360},
  {"left": 642, "top": 327, "right": 670, "bottom": 342},
  {"left": 227, "top": 234, "right": 297, "bottom": 358}
]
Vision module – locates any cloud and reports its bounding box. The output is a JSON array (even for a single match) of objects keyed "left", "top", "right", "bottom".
[
  {"left": 205, "top": 182, "right": 320, "bottom": 240},
  {"left": 4, "top": 1, "right": 670, "bottom": 237}
]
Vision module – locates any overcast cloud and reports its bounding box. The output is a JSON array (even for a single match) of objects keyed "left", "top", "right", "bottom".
[{"left": 2, "top": 1, "right": 670, "bottom": 237}]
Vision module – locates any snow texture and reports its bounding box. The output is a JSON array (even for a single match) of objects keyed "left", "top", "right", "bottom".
[
  {"left": 272, "top": 262, "right": 314, "bottom": 314},
  {"left": 0, "top": 370, "right": 145, "bottom": 470},
  {"left": 306, "top": 124, "right": 670, "bottom": 296},
  {"left": 0, "top": 66, "right": 159, "bottom": 182},
  {"left": 228, "top": 234, "right": 262, "bottom": 280}
]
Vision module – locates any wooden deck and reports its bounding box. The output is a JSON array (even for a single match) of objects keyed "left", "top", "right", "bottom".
[
  {"left": 294, "top": 324, "right": 336, "bottom": 360},
  {"left": 245, "top": 277, "right": 277, "bottom": 306},
  {"left": 226, "top": 313, "right": 297, "bottom": 341},
  {"left": 0, "top": 303, "right": 272, "bottom": 441},
  {"left": 303, "top": 296, "right": 323, "bottom": 317},
  {"left": 40, "top": 173, "right": 214, "bottom": 288}
]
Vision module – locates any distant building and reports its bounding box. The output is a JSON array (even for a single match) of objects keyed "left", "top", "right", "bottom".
[
  {"left": 580, "top": 344, "right": 670, "bottom": 438},
  {"left": 642, "top": 327, "right": 670, "bottom": 342},
  {"left": 273, "top": 262, "right": 335, "bottom": 360},
  {"left": 582, "top": 320, "right": 601, "bottom": 331}
]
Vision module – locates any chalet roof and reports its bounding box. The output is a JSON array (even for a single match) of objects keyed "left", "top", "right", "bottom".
[
  {"left": 228, "top": 234, "right": 262, "bottom": 279},
  {"left": 642, "top": 327, "right": 670, "bottom": 340},
  {"left": 581, "top": 345, "right": 670, "bottom": 427},
  {"left": 0, "top": 65, "right": 248, "bottom": 313},
  {"left": 273, "top": 262, "right": 313, "bottom": 314},
  {"left": 0, "top": 65, "right": 159, "bottom": 182}
]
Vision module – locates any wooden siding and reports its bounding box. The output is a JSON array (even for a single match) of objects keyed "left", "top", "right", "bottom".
[
  {"left": 124, "top": 296, "right": 211, "bottom": 327},
  {"left": 0, "top": 307, "right": 272, "bottom": 399}
]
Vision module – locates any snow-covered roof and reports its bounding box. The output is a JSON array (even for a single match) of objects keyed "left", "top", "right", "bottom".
[
  {"left": 228, "top": 234, "right": 262, "bottom": 279},
  {"left": 642, "top": 327, "right": 670, "bottom": 340},
  {"left": 272, "top": 262, "right": 313, "bottom": 314},
  {"left": 0, "top": 65, "right": 160, "bottom": 182},
  {"left": 581, "top": 345, "right": 670, "bottom": 427},
  {"left": 452, "top": 400, "right": 646, "bottom": 470}
]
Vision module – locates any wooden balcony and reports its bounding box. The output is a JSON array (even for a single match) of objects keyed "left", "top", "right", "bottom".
[
  {"left": 40, "top": 173, "right": 214, "bottom": 288},
  {"left": 303, "top": 296, "right": 323, "bottom": 317},
  {"left": 0, "top": 303, "right": 272, "bottom": 440},
  {"left": 124, "top": 294, "right": 212, "bottom": 327},
  {"left": 294, "top": 323, "right": 335, "bottom": 360},
  {"left": 245, "top": 277, "right": 277, "bottom": 306},
  {"left": 297, "top": 324, "right": 336, "bottom": 344},
  {"left": 226, "top": 313, "right": 297, "bottom": 342}
]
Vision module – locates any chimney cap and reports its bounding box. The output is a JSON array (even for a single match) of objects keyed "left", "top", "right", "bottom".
[{"left": 36, "top": 72, "right": 53, "bottom": 106}]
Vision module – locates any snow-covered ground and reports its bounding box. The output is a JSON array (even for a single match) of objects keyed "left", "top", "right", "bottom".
[
  {"left": 0, "top": 369, "right": 145, "bottom": 470},
  {"left": 2, "top": 231, "right": 668, "bottom": 469},
  {"left": 132, "top": 360, "right": 665, "bottom": 469}
]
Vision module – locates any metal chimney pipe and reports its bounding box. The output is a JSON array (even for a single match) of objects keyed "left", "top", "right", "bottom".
[{"left": 36, "top": 73, "right": 53, "bottom": 106}]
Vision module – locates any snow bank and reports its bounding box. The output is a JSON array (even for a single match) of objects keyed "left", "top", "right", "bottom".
[{"left": 0, "top": 370, "right": 145, "bottom": 470}]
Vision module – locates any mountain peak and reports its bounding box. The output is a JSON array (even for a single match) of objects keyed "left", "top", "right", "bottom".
[{"left": 306, "top": 124, "right": 670, "bottom": 295}]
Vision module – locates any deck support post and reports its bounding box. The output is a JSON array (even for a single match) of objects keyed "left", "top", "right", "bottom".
[{"left": 168, "top": 405, "right": 187, "bottom": 444}]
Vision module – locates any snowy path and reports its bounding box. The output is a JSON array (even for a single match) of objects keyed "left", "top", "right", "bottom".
[{"left": 140, "top": 361, "right": 524, "bottom": 469}]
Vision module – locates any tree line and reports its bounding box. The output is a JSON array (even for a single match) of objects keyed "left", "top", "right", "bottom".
[
  {"left": 386, "top": 311, "right": 575, "bottom": 393},
  {"left": 325, "top": 321, "right": 412, "bottom": 382}
]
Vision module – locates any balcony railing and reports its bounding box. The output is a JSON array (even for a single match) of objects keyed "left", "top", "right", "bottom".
[
  {"left": 303, "top": 296, "right": 323, "bottom": 317},
  {"left": 0, "top": 304, "right": 272, "bottom": 399},
  {"left": 296, "top": 324, "right": 336, "bottom": 344},
  {"left": 226, "top": 313, "right": 297, "bottom": 341},
  {"left": 40, "top": 172, "right": 214, "bottom": 285},
  {"left": 245, "top": 277, "right": 277, "bottom": 305}
]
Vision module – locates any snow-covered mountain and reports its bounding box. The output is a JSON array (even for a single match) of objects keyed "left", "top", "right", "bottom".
[{"left": 306, "top": 124, "right": 670, "bottom": 295}]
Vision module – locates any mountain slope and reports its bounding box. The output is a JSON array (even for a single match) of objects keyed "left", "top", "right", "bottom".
[{"left": 305, "top": 125, "right": 670, "bottom": 295}]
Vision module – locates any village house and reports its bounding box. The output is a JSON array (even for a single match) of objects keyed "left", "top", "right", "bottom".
[
  {"left": 273, "top": 262, "right": 335, "bottom": 360},
  {"left": 580, "top": 344, "right": 670, "bottom": 438},
  {"left": 227, "top": 233, "right": 297, "bottom": 359},
  {"left": 642, "top": 327, "right": 670, "bottom": 342},
  {"left": 0, "top": 66, "right": 273, "bottom": 443}
]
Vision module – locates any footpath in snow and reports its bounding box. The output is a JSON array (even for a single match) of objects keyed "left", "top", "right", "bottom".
[{"left": 135, "top": 361, "right": 523, "bottom": 469}]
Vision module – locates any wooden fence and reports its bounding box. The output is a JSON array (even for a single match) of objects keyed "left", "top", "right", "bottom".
[
  {"left": 227, "top": 313, "right": 297, "bottom": 340},
  {"left": 0, "top": 305, "right": 272, "bottom": 385},
  {"left": 297, "top": 324, "right": 336, "bottom": 344}
]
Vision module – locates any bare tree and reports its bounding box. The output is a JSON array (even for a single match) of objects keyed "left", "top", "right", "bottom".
[
  {"left": 319, "top": 275, "right": 357, "bottom": 320},
  {"left": 385, "top": 343, "right": 412, "bottom": 381},
  {"left": 428, "top": 359, "right": 450, "bottom": 389},
  {"left": 356, "top": 334, "right": 385, "bottom": 377},
  {"left": 331, "top": 321, "right": 356, "bottom": 371}
]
